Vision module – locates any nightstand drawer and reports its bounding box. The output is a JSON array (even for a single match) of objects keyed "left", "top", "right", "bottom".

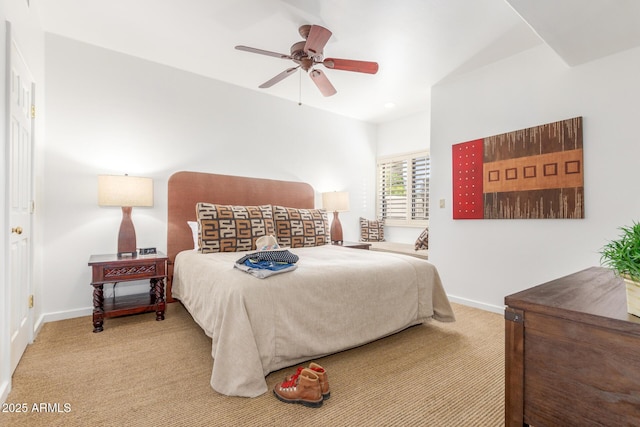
[{"left": 89, "top": 256, "right": 167, "bottom": 284}]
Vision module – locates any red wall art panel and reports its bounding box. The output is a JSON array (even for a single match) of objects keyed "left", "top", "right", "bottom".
[{"left": 453, "top": 117, "right": 584, "bottom": 219}]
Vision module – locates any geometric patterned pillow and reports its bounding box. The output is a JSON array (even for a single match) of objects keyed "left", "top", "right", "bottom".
[
  {"left": 414, "top": 227, "right": 429, "bottom": 250},
  {"left": 196, "top": 203, "right": 274, "bottom": 253},
  {"left": 273, "top": 205, "right": 329, "bottom": 247},
  {"left": 359, "top": 217, "right": 385, "bottom": 242}
]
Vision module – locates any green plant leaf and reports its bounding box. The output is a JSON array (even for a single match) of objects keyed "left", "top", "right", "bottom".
[{"left": 600, "top": 221, "right": 640, "bottom": 281}]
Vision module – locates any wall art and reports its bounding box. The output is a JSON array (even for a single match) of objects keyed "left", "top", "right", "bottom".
[{"left": 452, "top": 116, "right": 583, "bottom": 219}]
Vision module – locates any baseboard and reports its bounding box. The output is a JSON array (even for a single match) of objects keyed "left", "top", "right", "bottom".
[
  {"left": 447, "top": 295, "right": 504, "bottom": 315},
  {"left": 40, "top": 307, "right": 93, "bottom": 325},
  {"left": 31, "top": 309, "right": 91, "bottom": 344},
  {"left": 34, "top": 313, "right": 46, "bottom": 337}
]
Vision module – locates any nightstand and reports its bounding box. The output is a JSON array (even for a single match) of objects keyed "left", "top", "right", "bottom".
[
  {"left": 88, "top": 253, "right": 168, "bottom": 333},
  {"left": 332, "top": 241, "right": 371, "bottom": 250}
]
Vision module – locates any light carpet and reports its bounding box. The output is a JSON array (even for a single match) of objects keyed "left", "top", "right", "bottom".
[{"left": 1, "top": 302, "right": 504, "bottom": 427}]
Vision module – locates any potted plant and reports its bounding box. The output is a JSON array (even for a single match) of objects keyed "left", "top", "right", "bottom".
[{"left": 599, "top": 221, "right": 640, "bottom": 317}]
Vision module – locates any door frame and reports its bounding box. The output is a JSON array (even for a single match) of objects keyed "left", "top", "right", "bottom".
[
  {"left": 1, "top": 20, "right": 36, "bottom": 402},
  {"left": 0, "top": 20, "right": 9, "bottom": 405}
]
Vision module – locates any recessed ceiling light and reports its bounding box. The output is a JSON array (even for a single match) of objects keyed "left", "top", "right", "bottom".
[{"left": 384, "top": 102, "right": 396, "bottom": 109}]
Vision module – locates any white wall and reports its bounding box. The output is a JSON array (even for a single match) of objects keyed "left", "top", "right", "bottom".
[
  {"left": 430, "top": 44, "right": 640, "bottom": 312},
  {"left": 1, "top": 0, "right": 46, "bottom": 405},
  {"left": 376, "top": 110, "right": 430, "bottom": 243},
  {"left": 42, "top": 34, "right": 378, "bottom": 320}
]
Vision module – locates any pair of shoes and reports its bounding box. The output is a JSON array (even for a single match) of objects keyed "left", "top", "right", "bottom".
[
  {"left": 285, "top": 362, "right": 331, "bottom": 399},
  {"left": 273, "top": 368, "right": 323, "bottom": 407},
  {"left": 273, "top": 363, "right": 330, "bottom": 407}
]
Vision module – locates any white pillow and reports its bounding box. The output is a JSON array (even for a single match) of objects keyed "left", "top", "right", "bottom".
[{"left": 188, "top": 221, "right": 199, "bottom": 251}]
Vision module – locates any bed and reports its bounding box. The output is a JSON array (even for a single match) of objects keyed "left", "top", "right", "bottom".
[{"left": 167, "top": 171, "right": 455, "bottom": 397}]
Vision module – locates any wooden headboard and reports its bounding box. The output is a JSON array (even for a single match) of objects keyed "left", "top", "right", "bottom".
[{"left": 166, "top": 171, "right": 315, "bottom": 301}]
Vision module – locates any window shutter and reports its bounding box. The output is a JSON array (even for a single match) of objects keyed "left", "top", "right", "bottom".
[
  {"left": 411, "top": 155, "right": 429, "bottom": 220},
  {"left": 376, "top": 151, "right": 430, "bottom": 226},
  {"left": 377, "top": 159, "right": 408, "bottom": 220}
]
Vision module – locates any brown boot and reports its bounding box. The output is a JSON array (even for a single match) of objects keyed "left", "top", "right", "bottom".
[
  {"left": 273, "top": 368, "right": 323, "bottom": 407},
  {"left": 309, "top": 362, "right": 330, "bottom": 399},
  {"left": 284, "top": 362, "right": 330, "bottom": 399}
]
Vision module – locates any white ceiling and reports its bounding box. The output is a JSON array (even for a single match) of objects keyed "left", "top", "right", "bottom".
[{"left": 40, "top": 0, "right": 640, "bottom": 123}]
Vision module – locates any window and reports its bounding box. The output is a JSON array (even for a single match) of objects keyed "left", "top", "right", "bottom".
[{"left": 376, "top": 151, "right": 430, "bottom": 226}]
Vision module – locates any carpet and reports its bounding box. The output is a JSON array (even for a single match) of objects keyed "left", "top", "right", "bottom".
[{"left": 1, "top": 302, "right": 504, "bottom": 426}]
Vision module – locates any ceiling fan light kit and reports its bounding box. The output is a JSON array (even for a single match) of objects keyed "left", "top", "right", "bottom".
[{"left": 235, "top": 24, "right": 378, "bottom": 97}]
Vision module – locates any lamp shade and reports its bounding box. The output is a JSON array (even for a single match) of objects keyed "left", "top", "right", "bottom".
[
  {"left": 322, "top": 191, "right": 350, "bottom": 212},
  {"left": 98, "top": 175, "right": 153, "bottom": 207}
]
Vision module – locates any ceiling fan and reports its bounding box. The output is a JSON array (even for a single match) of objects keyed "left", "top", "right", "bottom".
[{"left": 235, "top": 24, "right": 378, "bottom": 97}]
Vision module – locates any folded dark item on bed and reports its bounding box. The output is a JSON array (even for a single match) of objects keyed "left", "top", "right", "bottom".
[
  {"left": 234, "top": 250, "right": 299, "bottom": 278},
  {"left": 234, "top": 260, "right": 298, "bottom": 278},
  {"left": 235, "top": 250, "right": 299, "bottom": 265}
]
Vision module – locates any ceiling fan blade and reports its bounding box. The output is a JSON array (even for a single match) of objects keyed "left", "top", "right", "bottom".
[
  {"left": 235, "top": 45, "right": 291, "bottom": 59},
  {"left": 323, "top": 58, "right": 379, "bottom": 74},
  {"left": 304, "top": 25, "right": 332, "bottom": 58},
  {"left": 309, "top": 69, "right": 337, "bottom": 97},
  {"left": 258, "top": 67, "right": 299, "bottom": 88}
]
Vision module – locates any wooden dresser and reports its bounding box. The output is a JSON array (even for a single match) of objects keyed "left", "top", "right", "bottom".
[{"left": 504, "top": 267, "right": 640, "bottom": 426}]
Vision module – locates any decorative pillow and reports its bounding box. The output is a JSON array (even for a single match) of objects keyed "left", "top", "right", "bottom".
[
  {"left": 273, "top": 205, "right": 329, "bottom": 247},
  {"left": 415, "top": 227, "right": 429, "bottom": 250},
  {"left": 188, "top": 221, "right": 199, "bottom": 251},
  {"left": 196, "top": 203, "right": 274, "bottom": 253},
  {"left": 360, "top": 217, "right": 385, "bottom": 242}
]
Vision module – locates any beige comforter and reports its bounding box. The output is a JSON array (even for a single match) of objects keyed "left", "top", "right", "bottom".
[{"left": 172, "top": 245, "right": 455, "bottom": 397}]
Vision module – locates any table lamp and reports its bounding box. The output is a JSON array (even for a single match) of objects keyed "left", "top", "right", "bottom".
[
  {"left": 322, "top": 191, "right": 350, "bottom": 244},
  {"left": 98, "top": 174, "right": 153, "bottom": 257}
]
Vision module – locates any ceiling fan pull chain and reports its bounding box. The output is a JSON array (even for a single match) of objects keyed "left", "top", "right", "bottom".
[{"left": 298, "top": 70, "right": 302, "bottom": 106}]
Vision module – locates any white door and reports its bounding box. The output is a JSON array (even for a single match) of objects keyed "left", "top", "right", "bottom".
[{"left": 8, "top": 36, "right": 35, "bottom": 374}]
